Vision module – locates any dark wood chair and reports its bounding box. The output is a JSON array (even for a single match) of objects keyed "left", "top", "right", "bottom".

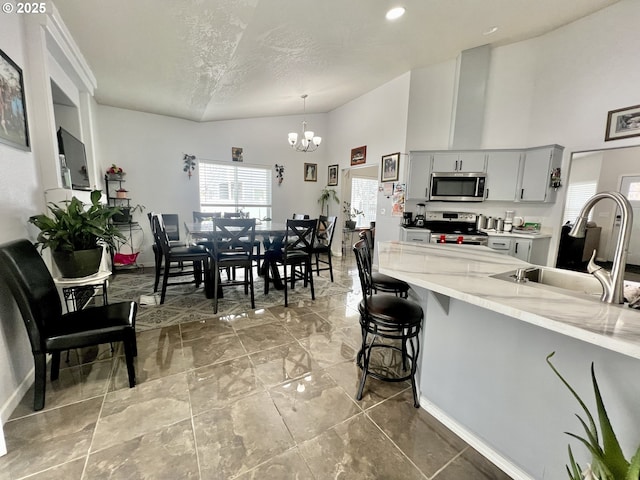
[
  {"left": 264, "top": 219, "right": 316, "bottom": 307},
  {"left": 310, "top": 215, "right": 337, "bottom": 281},
  {"left": 0, "top": 239, "right": 137, "bottom": 411},
  {"left": 292, "top": 213, "right": 310, "bottom": 219},
  {"left": 151, "top": 214, "right": 212, "bottom": 304},
  {"left": 209, "top": 218, "right": 256, "bottom": 314},
  {"left": 359, "top": 229, "right": 410, "bottom": 298},
  {"left": 353, "top": 239, "right": 423, "bottom": 407}
]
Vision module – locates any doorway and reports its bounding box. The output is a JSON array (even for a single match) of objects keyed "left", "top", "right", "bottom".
[{"left": 614, "top": 175, "right": 640, "bottom": 266}]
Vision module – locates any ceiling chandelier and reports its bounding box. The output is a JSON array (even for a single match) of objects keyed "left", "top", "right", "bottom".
[{"left": 288, "top": 94, "right": 322, "bottom": 152}]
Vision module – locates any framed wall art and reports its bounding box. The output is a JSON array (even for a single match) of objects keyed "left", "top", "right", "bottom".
[
  {"left": 381, "top": 152, "right": 400, "bottom": 182},
  {"left": 327, "top": 164, "right": 338, "bottom": 186},
  {"left": 350, "top": 145, "right": 367, "bottom": 166},
  {"left": 304, "top": 162, "right": 317, "bottom": 182},
  {"left": 231, "top": 146, "right": 243, "bottom": 162},
  {"left": 0, "top": 49, "right": 30, "bottom": 150},
  {"left": 605, "top": 104, "right": 640, "bottom": 141}
]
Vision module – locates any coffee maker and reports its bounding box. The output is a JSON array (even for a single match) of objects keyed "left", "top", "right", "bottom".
[
  {"left": 402, "top": 212, "right": 413, "bottom": 227},
  {"left": 414, "top": 203, "right": 426, "bottom": 227}
]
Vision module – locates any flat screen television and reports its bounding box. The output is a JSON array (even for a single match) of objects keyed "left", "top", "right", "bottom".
[{"left": 57, "top": 127, "right": 91, "bottom": 190}]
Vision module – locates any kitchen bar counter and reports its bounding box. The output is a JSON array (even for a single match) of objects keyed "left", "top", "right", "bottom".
[
  {"left": 377, "top": 241, "right": 640, "bottom": 479},
  {"left": 378, "top": 241, "right": 640, "bottom": 358}
]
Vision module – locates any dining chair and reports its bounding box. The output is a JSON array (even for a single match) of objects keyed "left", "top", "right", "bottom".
[
  {"left": 209, "top": 218, "right": 256, "bottom": 314},
  {"left": 353, "top": 239, "right": 423, "bottom": 407},
  {"left": 359, "top": 229, "right": 410, "bottom": 298},
  {"left": 292, "top": 213, "right": 310, "bottom": 219},
  {"left": 310, "top": 215, "right": 337, "bottom": 281},
  {"left": 151, "top": 214, "right": 212, "bottom": 304},
  {"left": 0, "top": 239, "right": 138, "bottom": 411},
  {"left": 264, "top": 219, "right": 317, "bottom": 307},
  {"left": 223, "top": 212, "right": 242, "bottom": 218},
  {"left": 148, "top": 212, "right": 186, "bottom": 277}
]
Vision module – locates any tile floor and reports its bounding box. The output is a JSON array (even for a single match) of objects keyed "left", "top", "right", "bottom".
[{"left": 1, "top": 258, "right": 512, "bottom": 479}]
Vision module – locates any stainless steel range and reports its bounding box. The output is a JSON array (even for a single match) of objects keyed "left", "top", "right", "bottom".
[{"left": 424, "top": 211, "right": 488, "bottom": 246}]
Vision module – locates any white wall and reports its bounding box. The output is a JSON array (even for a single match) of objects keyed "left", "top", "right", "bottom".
[
  {"left": 327, "top": 73, "right": 411, "bottom": 251},
  {"left": 95, "top": 106, "right": 330, "bottom": 266},
  {"left": 0, "top": 14, "right": 46, "bottom": 428}
]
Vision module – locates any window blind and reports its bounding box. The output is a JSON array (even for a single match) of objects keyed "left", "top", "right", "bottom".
[
  {"left": 198, "top": 161, "right": 272, "bottom": 217},
  {"left": 350, "top": 177, "right": 378, "bottom": 227},
  {"left": 563, "top": 181, "right": 597, "bottom": 224}
]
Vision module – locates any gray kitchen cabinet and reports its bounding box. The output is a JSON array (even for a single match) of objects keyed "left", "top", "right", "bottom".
[
  {"left": 431, "top": 151, "right": 486, "bottom": 172},
  {"left": 484, "top": 150, "right": 521, "bottom": 201},
  {"left": 517, "top": 145, "right": 564, "bottom": 203},
  {"left": 488, "top": 235, "right": 551, "bottom": 264},
  {"left": 400, "top": 227, "right": 431, "bottom": 243},
  {"left": 407, "top": 151, "right": 431, "bottom": 199}
]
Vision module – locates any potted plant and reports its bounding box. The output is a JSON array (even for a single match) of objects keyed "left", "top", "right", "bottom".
[
  {"left": 318, "top": 187, "right": 339, "bottom": 216},
  {"left": 547, "top": 352, "right": 640, "bottom": 480},
  {"left": 28, "top": 190, "right": 124, "bottom": 278},
  {"left": 343, "top": 201, "right": 363, "bottom": 229},
  {"left": 106, "top": 164, "right": 125, "bottom": 180}
]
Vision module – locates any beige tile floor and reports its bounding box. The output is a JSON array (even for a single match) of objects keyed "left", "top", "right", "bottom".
[{"left": 1, "top": 258, "right": 512, "bottom": 480}]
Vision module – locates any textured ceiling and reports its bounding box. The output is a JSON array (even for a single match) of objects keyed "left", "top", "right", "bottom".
[{"left": 53, "top": 0, "right": 619, "bottom": 122}]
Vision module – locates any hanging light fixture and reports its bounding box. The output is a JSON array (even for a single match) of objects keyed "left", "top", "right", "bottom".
[{"left": 288, "top": 94, "right": 322, "bottom": 152}]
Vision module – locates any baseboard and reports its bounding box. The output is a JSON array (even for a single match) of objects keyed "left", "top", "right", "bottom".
[
  {"left": 1, "top": 365, "right": 34, "bottom": 425},
  {"left": 419, "top": 396, "right": 533, "bottom": 480}
]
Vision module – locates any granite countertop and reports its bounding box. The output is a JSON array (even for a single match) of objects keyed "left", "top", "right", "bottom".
[
  {"left": 481, "top": 230, "right": 552, "bottom": 239},
  {"left": 377, "top": 241, "right": 640, "bottom": 360}
]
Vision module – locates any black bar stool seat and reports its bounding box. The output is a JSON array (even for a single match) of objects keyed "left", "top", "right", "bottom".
[{"left": 353, "top": 239, "right": 423, "bottom": 407}]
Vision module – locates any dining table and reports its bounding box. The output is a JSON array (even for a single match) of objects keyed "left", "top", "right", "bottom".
[{"left": 184, "top": 221, "right": 289, "bottom": 291}]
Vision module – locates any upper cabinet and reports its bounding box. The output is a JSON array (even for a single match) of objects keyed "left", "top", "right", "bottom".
[
  {"left": 407, "top": 151, "right": 431, "bottom": 200},
  {"left": 431, "top": 151, "right": 486, "bottom": 172},
  {"left": 407, "top": 144, "right": 564, "bottom": 203},
  {"left": 517, "top": 145, "right": 564, "bottom": 203},
  {"left": 484, "top": 150, "right": 522, "bottom": 201}
]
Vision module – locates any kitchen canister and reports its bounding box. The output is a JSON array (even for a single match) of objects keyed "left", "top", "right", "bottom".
[
  {"left": 485, "top": 217, "right": 495, "bottom": 230},
  {"left": 496, "top": 218, "right": 505, "bottom": 232}
]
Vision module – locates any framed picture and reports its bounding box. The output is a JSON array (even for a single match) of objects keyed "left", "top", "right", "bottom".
[
  {"left": 0, "top": 49, "right": 30, "bottom": 150},
  {"left": 381, "top": 152, "right": 400, "bottom": 182},
  {"left": 350, "top": 145, "right": 367, "bottom": 166},
  {"left": 232, "top": 147, "right": 243, "bottom": 162},
  {"left": 304, "top": 162, "right": 317, "bottom": 182},
  {"left": 327, "top": 164, "right": 338, "bottom": 186},
  {"left": 605, "top": 104, "right": 640, "bottom": 141}
]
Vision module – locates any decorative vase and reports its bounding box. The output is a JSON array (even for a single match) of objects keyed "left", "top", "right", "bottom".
[{"left": 52, "top": 247, "right": 103, "bottom": 278}]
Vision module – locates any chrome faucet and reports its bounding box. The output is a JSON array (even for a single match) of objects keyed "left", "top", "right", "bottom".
[{"left": 568, "top": 191, "right": 633, "bottom": 304}]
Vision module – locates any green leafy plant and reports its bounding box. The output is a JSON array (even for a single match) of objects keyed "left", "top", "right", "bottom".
[
  {"left": 547, "top": 352, "right": 640, "bottom": 480},
  {"left": 318, "top": 187, "right": 339, "bottom": 216},
  {"left": 342, "top": 201, "right": 363, "bottom": 219},
  {"left": 28, "top": 190, "right": 124, "bottom": 252}
]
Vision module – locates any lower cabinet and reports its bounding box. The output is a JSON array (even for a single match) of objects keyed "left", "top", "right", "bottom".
[
  {"left": 400, "top": 228, "right": 431, "bottom": 243},
  {"left": 487, "top": 235, "right": 551, "bottom": 264}
]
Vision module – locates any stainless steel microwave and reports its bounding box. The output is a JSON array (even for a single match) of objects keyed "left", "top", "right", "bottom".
[{"left": 429, "top": 172, "right": 486, "bottom": 202}]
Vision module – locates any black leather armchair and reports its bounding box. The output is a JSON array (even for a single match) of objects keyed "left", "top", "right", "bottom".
[{"left": 0, "top": 239, "right": 137, "bottom": 411}]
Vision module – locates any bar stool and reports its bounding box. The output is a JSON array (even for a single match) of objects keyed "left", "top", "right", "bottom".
[
  {"left": 359, "top": 229, "right": 410, "bottom": 298},
  {"left": 353, "top": 239, "right": 423, "bottom": 407}
]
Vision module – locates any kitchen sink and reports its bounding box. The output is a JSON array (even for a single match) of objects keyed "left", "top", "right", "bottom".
[{"left": 490, "top": 266, "right": 603, "bottom": 300}]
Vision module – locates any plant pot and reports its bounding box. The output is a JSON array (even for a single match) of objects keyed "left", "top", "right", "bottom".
[
  {"left": 345, "top": 220, "right": 356, "bottom": 229},
  {"left": 112, "top": 208, "right": 131, "bottom": 223},
  {"left": 52, "top": 247, "right": 103, "bottom": 278},
  {"left": 107, "top": 174, "right": 123, "bottom": 181},
  {"left": 116, "top": 190, "right": 128, "bottom": 199}
]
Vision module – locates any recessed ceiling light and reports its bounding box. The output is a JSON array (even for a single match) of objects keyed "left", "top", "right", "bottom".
[
  {"left": 483, "top": 26, "right": 499, "bottom": 35},
  {"left": 386, "top": 7, "right": 405, "bottom": 20}
]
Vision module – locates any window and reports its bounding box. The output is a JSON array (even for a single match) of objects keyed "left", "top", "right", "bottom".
[
  {"left": 350, "top": 177, "right": 378, "bottom": 227},
  {"left": 563, "top": 181, "right": 597, "bottom": 224},
  {"left": 199, "top": 161, "right": 272, "bottom": 219}
]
